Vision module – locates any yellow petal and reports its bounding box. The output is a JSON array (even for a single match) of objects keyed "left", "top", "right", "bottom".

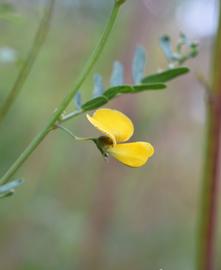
[
  {"left": 107, "top": 142, "right": 154, "bottom": 168},
  {"left": 87, "top": 114, "right": 116, "bottom": 145},
  {"left": 87, "top": 108, "right": 134, "bottom": 144}
]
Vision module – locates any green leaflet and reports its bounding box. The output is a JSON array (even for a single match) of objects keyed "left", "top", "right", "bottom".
[
  {"left": 142, "top": 67, "right": 189, "bottom": 83},
  {"left": 81, "top": 83, "right": 166, "bottom": 112},
  {"left": 82, "top": 96, "right": 108, "bottom": 111},
  {"left": 104, "top": 83, "right": 166, "bottom": 99}
]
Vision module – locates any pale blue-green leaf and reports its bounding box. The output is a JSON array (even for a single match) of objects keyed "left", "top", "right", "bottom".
[
  {"left": 160, "top": 35, "right": 177, "bottom": 61},
  {"left": 0, "top": 47, "right": 17, "bottom": 63},
  {"left": 132, "top": 46, "right": 146, "bottom": 84},
  {"left": 110, "top": 61, "right": 124, "bottom": 86},
  {"left": 93, "top": 74, "right": 104, "bottom": 97},
  {"left": 179, "top": 33, "right": 188, "bottom": 45},
  {"left": 0, "top": 179, "right": 24, "bottom": 195},
  {"left": 74, "top": 91, "right": 82, "bottom": 110},
  {"left": 142, "top": 67, "right": 189, "bottom": 83}
]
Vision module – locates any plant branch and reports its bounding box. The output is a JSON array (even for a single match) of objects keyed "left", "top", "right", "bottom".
[
  {"left": 0, "top": 1, "right": 122, "bottom": 185},
  {"left": 57, "top": 124, "right": 95, "bottom": 141},
  {"left": 60, "top": 110, "right": 83, "bottom": 124},
  {"left": 0, "top": 0, "right": 55, "bottom": 124},
  {"left": 197, "top": 1, "right": 221, "bottom": 270}
]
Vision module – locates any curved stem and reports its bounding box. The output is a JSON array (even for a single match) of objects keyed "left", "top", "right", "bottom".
[
  {"left": 197, "top": 1, "right": 221, "bottom": 270},
  {"left": 0, "top": 2, "right": 121, "bottom": 185},
  {"left": 57, "top": 124, "right": 80, "bottom": 140},
  {"left": 57, "top": 124, "right": 95, "bottom": 141},
  {"left": 0, "top": 0, "right": 55, "bottom": 124}
]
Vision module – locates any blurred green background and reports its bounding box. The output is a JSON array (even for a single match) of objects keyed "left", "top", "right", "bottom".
[{"left": 0, "top": 0, "right": 220, "bottom": 269}]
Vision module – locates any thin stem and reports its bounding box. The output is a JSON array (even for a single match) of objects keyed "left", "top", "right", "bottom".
[
  {"left": 61, "top": 110, "right": 83, "bottom": 123},
  {"left": 57, "top": 124, "right": 95, "bottom": 141},
  {"left": 0, "top": 2, "right": 121, "bottom": 185},
  {"left": 197, "top": 1, "right": 221, "bottom": 270},
  {"left": 0, "top": 0, "right": 55, "bottom": 124},
  {"left": 57, "top": 124, "right": 79, "bottom": 140}
]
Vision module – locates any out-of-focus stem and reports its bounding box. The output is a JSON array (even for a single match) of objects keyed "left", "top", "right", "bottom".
[
  {"left": 197, "top": 1, "right": 221, "bottom": 270},
  {"left": 0, "top": 0, "right": 55, "bottom": 124}
]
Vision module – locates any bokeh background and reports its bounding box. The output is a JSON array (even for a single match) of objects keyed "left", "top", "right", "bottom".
[{"left": 0, "top": 0, "right": 220, "bottom": 269}]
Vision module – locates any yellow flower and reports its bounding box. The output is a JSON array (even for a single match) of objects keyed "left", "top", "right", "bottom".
[{"left": 87, "top": 108, "right": 154, "bottom": 168}]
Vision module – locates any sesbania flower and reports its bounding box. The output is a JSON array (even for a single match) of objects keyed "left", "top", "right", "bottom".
[{"left": 87, "top": 108, "right": 154, "bottom": 168}]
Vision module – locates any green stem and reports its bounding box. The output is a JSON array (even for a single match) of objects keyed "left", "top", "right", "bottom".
[
  {"left": 0, "top": 0, "right": 55, "bottom": 124},
  {"left": 0, "top": 2, "right": 121, "bottom": 185},
  {"left": 57, "top": 124, "right": 80, "bottom": 140},
  {"left": 197, "top": 1, "right": 221, "bottom": 270},
  {"left": 61, "top": 110, "right": 83, "bottom": 123},
  {"left": 57, "top": 124, "right": 95, "bottom": 141}
]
